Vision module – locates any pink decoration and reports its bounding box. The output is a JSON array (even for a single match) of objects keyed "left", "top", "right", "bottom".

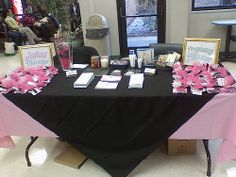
[
  {"left": 59, "top": 58, "right": 71, "bottom": 70},
  {"left": 0, "top": 66, "right": 58, "bottom": 95},
  {"left": 170, "top": 93, "right": 236, "bottom": 163},
  {"left": 192, "top": 64, "right": 201, "bottom": 75},
  {"left": 217, "top": 67, "right": 229, "bottom": 77},
  {"left": 172, "top": 63, "right": 236, "bottom": 94},
  {"left": 225, "top": 75, "right": 235, "bottom": 87},
  {"left": 0, "top": 93, "right": 57, "bottom": 148}
]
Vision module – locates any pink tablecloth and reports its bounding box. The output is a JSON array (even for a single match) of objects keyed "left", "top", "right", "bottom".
[
  {"left": 1, "top": 93, "right": 236, "bottom": 164},
  {"left": 0, "top": 94, "right": 57, "bottom": 148},
  {"left": 171, "top": 93, "right": 236, "bottom": 163}
]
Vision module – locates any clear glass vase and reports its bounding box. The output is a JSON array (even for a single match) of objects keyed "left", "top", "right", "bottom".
[{"left": 54, "top": 33, "right": 73, "bottom": 71}]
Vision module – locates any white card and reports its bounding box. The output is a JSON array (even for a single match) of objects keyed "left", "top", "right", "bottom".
[
  {"left": 72, "top": 64, "right": 89, "bottom": 69},
  {"left": 217, "top": 78, "right": 225, "bottom": 86},
  {"left": 95, "top": 81, "right": 118, "bottom": 90},
  {"left": 66, "top": 70, "right": 78, "bottom": 77},
  {"left": 166, "top": 54, "right": 176, "bottom": 63},
  {"left": 191, "top": 89, "right": 203, "bottom": 95},
  {"left": 100, "top": 75, "right": 122, "bottom": 82}
]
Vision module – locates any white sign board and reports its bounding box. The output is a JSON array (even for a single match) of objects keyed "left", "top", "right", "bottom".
[
  {"left": 19, "top": 44, "right": 54, "bottom": 68},
  {"left": 182, "top": 38, "right": 221, "bottom": 65}
]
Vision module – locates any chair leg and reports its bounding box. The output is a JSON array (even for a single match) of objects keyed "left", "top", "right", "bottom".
[
  {"left": 25, "top": 136, "right": 38, "bottom": 167},
  {"left": 203, "top": 139, "right": 211, "bottom": 177}
]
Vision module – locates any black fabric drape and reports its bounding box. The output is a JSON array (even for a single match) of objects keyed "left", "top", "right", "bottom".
[{"left": 4, "top": 69, "right": 215, "bottom": 177}]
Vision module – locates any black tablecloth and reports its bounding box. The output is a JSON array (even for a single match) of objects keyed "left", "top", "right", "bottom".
[{"left": 4, "top": 68, "right": 215, "bottom": 177}]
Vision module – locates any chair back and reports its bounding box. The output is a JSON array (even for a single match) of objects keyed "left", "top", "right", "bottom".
[
  {"left": 149, "top": 43, "right": 183, "bottom": 56},
  {"left": 73, "top": 46, "right": 99, "bottom": 64}
]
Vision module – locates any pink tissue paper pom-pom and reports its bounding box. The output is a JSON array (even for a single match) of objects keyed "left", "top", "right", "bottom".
[
  {"left": 173, "top": 62, "right": 182, "bottom": 72},
  {"left": 211, "top": 64, "right": 219, "bottom": 70},
  {"left": 191, "top": 84, "right": 203, "bottom": 90},
  {"left": 24, "top": 67, "right": 34, "bottom": 74},
  {"left": 38, "top": 80, "right": 46, "bottom": 87},
  {"left": 225, "top": 75, "right": 235, "bottom": 86},
  {"left": 185, "top": 66, "right": 193, "bottom": 72},
  {"left": 48, "top": 66, "right": 58, "bottom": 75},
  {"left": 10, "top": 72, "right": 21, "bottom": 82},
  {"left": 206, "top": 82, "right": 215, "bottom": 89},
  {"left": 0, "top": 75, "right": 6, "bottom": 82},
  {"left": 35, "top": 65, "right": 45, "bottom": 70},
  {"left": 33, "top": 69, "right": 46, "bottom": 76},
  {"left": 175, "top": 70, "right": 187, "bottom": 78},
  {"left": 201, "top": 71, "right": 213, "bottom": 81},
  {"left": 38, "top": 75, "right": 49, "bottom": 85},
  {"left": 195, "top": 83, "right": 204, "bottom": 90},
  {"left": 18, "top": 83, "right": 35, "bottom": 92},
  {"left": 217, "top": 67, "right": 229, "bottom": 78},
  {"left": 201, "top": 63, "right": 209, "bottom": 72},
  {"left": 192, "top": 64, "right": 202, "bottom": 75},
  {"left": 175, "top": 86, "right": 188, "bottom": 93},
  {"left": 192, "top": 77, "right": 202, "bottom": 85},
  {"left": 1, "top": 77, "right": 17, "bottom": 89},
  {"left": 187, "top": 74, "right": 195, "bottom": 83},
  {"left": 180, "top": 79, "right": 188, "bottom": 87},
  {"left": 15, "top": 67, "right": 24, "bottom": 73}
]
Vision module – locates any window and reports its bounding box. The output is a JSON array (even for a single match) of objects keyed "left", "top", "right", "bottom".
[{"left": 192, "top": 0, "right": 236, "bottom": 11}]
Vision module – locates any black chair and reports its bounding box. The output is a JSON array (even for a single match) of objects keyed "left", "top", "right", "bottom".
[
  {"left": 149, "top": 43, "right": 183, "bottom": 57},
  {"left": 72, "top": 46, "right": 99, "bottom": 64}
]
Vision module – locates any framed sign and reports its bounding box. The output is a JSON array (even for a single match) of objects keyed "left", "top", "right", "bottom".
[
  {"left": 19, "top": 43, "right": 54, "bottom": 68},
  {"left": 182, "top": 38, "right": 221, "bottom": 65}
]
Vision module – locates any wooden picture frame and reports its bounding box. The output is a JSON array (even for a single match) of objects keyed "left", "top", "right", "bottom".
[
  {"left": 19, "top": 43, "right": 54, "bottom": 68},
  {"left": 182, "top": 38, "right": 221, "bottom": 65}
]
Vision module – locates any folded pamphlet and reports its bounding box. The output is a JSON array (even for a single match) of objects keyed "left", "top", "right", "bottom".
[
  {"left": 100, "top": 75, "right": 122, "bottom": 82},
  {"left": 95, "top": 81, "right": 118, "bottom": 90},
  {"left": 128, "top": 73, "right": 144, "bottom": 89},
  {"left": 73, "top": 72, "right": 94, "bottom": 88}
]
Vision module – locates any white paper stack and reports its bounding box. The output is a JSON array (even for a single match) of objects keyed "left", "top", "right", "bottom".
[
  {"left": 95, "top": 75, "right": 122, "bottom": 90},
  {"left": 95, "top": 81, "right": 119, "bottom": 90},
  {"left": 73, "top": 72, "right": 94, "bottom": 88},
  {"left": 128, "top": 73, "right": 144, "bottom": 89},
  {"left": 100, "top": 75, "right": 122, "bottom": 82}
]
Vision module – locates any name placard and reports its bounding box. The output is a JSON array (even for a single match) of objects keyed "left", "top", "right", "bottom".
[
  {"left": 182, "top": 38, "right": 221, "bottom": 65},
  {"left": 19, "top": 43, "right": 54, "bottom": 68}
]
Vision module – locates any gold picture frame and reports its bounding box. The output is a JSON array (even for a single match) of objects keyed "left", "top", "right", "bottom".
[
  {"left": 19, "top": 43, "right": 54, "bottom": 68},
  {"left": 182, "top": 38, "right": 221, "bottom": 65}
]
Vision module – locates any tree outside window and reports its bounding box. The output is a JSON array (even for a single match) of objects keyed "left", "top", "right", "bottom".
[{"left": 192, "top": 0, "right": 236, "bottom": 10}]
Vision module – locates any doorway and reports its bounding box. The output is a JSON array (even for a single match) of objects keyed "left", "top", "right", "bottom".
[{"left": 117, "top": 0, "right": 166, "bottom": 56}]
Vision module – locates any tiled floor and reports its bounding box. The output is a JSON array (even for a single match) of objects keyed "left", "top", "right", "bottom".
[
  {"left": 0, "top": 137, "right": 236, "bottom": 177},
  {"left": 1, "top": 52, "right": 236, "bottom": 177}
]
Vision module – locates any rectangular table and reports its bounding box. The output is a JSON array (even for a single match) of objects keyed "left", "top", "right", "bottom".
[{"left": 1, "top": 67, "right": 216, "bottom": 177}]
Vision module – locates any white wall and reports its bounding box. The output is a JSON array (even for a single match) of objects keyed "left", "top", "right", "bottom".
[
  {"left": 79, "top": 0, "right": 236, "bottom": 55},
  {"left": 188, "top": 9, "right": 236, "bottom": 52},
  {"left": 79, "top": 0, "right": 120, "bottom": 55},
  {"left": 166, "top": 0, "right": 189, "bottom": 44}
]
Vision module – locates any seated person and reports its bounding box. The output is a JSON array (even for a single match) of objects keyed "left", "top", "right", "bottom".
[
  {"left": 36, "top": 5, "right": 48, "bottom": 18},
  {"left": 21, "top": 9, "right": 35, "bottom": 27},
  {"left": 36, "top": 5, "right": 59, "bottom": 33},
  {"left": 2, "top": 9, "right": 41, "bottom": 45},
  {"left": 0, "top": 15, "right": 24, "bottom": 46}
]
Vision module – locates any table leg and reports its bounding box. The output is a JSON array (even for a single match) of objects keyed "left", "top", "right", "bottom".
[
  {"left": 78, "top": 157, "right": 89, "bottom": 169},
  {"left": 25, "top": 136, "right": 38, "bottom": 167},
  {"left": 224, "top": 25, "right": 232, "bottom": 59},
  {"left": 203, "top": 139, "right": 211, "bottom": 177}
]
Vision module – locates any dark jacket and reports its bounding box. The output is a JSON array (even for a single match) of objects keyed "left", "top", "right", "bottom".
[
  {"left": 0, "top": 21, "right": 10, "bottom": 33},
  {"left": 70, "top": 2, "right": 80, "bottom": 17}
]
